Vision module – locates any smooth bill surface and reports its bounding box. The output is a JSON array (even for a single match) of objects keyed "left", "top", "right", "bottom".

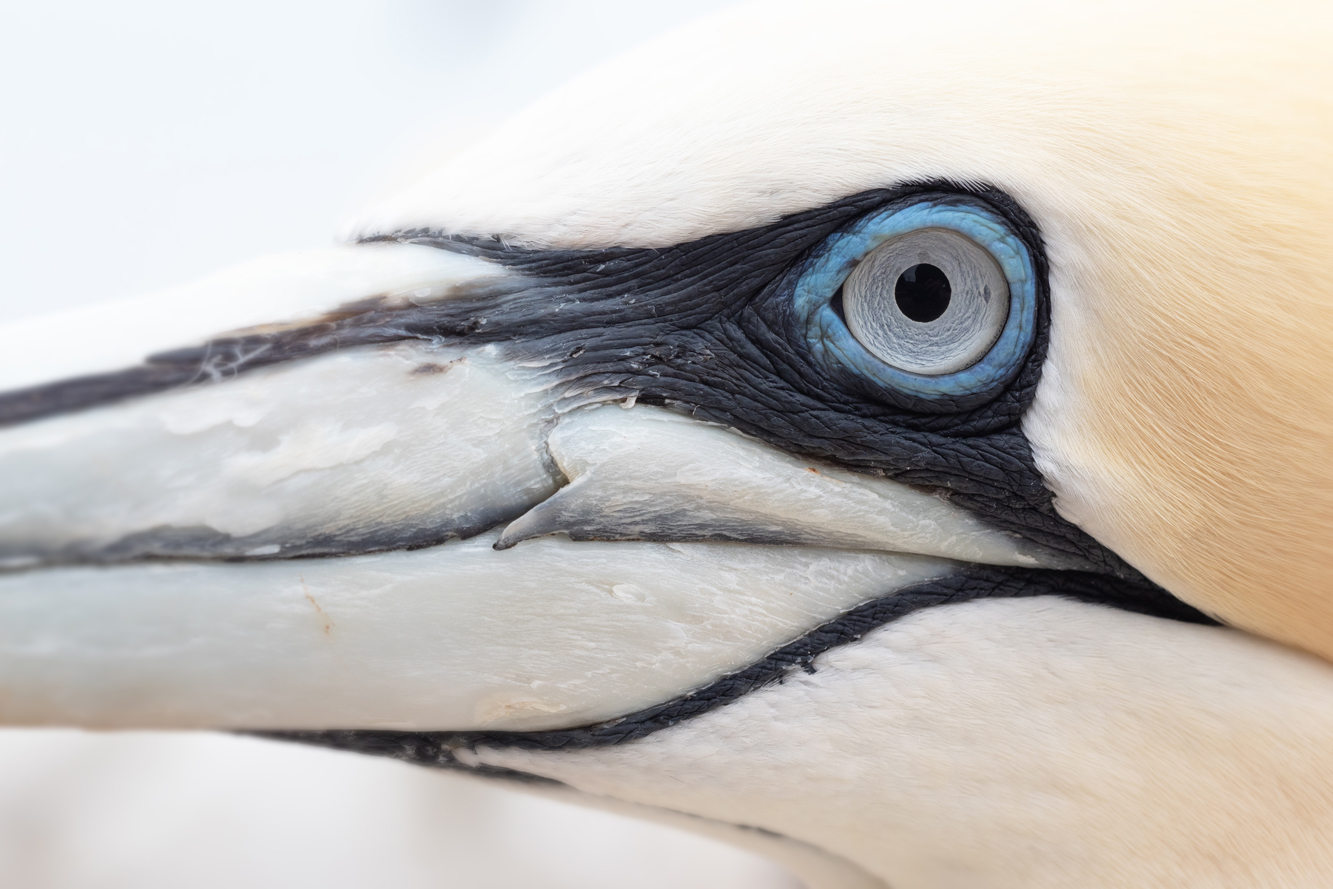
[
  {"left": 499, "top": 405, "right": 1070, "bottom": 569},
  {"left": 0, "top": 336, "right": 1070, "bottom": 732},
  {"left": 0, "top": 531, "right": 956, "bottom": 730},
  {"left": 0, "top": 343, "right": 559, "bottom": 563}
]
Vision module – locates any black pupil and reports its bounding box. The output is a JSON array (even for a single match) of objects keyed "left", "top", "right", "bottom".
[{"left": 895, "top": 263, "right": 951, "bottom": 323}]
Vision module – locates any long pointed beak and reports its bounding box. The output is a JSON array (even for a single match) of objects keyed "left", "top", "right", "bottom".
[{"left": 0, "top": 244, "right": 1073, "bottom": 734}]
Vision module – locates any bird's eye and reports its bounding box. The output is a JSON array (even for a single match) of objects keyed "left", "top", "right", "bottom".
[{"left": 794, "top": 195, "right": 1038, "bottom": 408}]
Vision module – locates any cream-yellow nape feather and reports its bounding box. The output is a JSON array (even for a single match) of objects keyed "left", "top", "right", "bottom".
[{"left": 350, "top": 0, "right": 1333, "bottom": 659}]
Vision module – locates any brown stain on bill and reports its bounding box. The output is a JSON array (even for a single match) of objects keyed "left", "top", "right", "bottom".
[{"left": 300, "top": 574, "right": 334, "bottom": 637}]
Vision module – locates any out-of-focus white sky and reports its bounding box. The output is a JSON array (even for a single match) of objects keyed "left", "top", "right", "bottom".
[
  {"left": 0, "top": 0, "right": 729, "bottom": 318},
  {"left": 0, "top": 2, "right": 803, "bottom": 887}
]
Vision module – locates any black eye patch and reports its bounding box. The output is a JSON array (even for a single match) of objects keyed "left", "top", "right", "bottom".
[{"left": 380, "top": 183, "right": 1114, "bottom": 575}]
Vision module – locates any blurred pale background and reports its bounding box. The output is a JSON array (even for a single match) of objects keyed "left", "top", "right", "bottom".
[{"left": 0, "top": 1, "right": 803, "bottom": 886}]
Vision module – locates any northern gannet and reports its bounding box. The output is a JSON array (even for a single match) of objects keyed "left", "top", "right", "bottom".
[{"left": 0, "top": 2, "right": 1331, "bottom": 887}]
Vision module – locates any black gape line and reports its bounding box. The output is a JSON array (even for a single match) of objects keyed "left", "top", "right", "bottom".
[
  {"left": 0, "top": 182, "right": 1128, "bottom": 577},
  {"left": 269, "top": 567, "right": 1215, "bottom": 773}
]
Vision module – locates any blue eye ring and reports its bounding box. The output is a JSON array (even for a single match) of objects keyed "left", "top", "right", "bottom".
[{"left": 793, "top": 195, "right": 1038, "bottom": 406}]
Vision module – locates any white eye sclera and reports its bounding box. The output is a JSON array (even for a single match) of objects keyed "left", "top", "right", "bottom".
[{"left": 842, "top": 229, "right": 1010, "bottom": 376}]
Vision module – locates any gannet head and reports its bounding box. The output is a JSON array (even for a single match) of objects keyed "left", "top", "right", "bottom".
[{"left": 0, "top": 1, "right": 1331, "bottom": 885}]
